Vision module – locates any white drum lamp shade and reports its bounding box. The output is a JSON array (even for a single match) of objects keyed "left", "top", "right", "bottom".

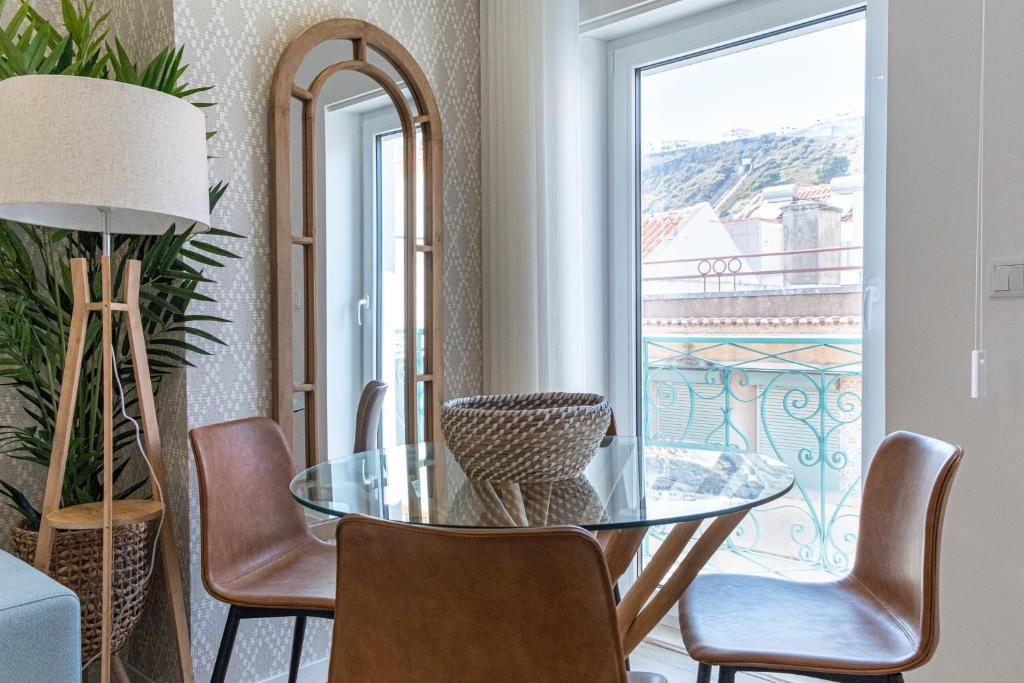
[{"left": 0, "top": 75, "right": 210, "bottom": 235}]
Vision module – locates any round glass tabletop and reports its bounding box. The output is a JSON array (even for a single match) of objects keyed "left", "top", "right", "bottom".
[{"left": 291, "top": 437, "right": 794, "bottom": 531}]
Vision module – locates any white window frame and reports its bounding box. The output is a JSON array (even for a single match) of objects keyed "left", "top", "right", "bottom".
[
  {"left": 605, "top": 0, "right": 888, "bottom": 461},
  {"left": 362, "top": 109, "right": 402, "bottom": 383},
  {"left": 321, "top": 95, "right": 401, "bottom": 451}
]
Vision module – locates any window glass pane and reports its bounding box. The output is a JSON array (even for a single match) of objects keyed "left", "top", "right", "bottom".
[
  {"left": 638, "top": 16, "right": 866, "bottom": 578},
  {"left": 377, "top": 130, "right": 409, "bottom": 445}
]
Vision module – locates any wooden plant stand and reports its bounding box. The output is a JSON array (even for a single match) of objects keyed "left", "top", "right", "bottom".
[{"left": 32, "top": 256, "right": 194, "bottom": 683}]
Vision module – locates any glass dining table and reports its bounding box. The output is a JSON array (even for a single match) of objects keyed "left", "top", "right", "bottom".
[{"left": 291, "top": 436, "right": 794, "bottom": 655}]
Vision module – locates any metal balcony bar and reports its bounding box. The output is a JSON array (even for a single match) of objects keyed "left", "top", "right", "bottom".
[
  {"left": 643, "top": 264, "right": 863, "bottom": 282},
  {"left": 643, "top": 244, "right": 863, "bottom": 266},
  {"left": 642, "top": 335, "right": 863, "bottom": 574}
]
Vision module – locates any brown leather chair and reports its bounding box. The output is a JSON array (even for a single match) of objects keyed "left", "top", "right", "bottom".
[
  {"left": 678, "top": 431, "right": 964, "bottom": 683},
  {"left": 329, "top": 514, "right": 667, "bottom": 683},
  {"left": 353, "top": 379, "right": 387, "bottom": 452},
  {"left": 190, "top": 382, "right": 387, "bottom": 683},
  {"left": 309, "top": 381, "right": 388, "bottom": 543},
  {"left": 190, "top": 417, "right": 334, "bottom": 683}
]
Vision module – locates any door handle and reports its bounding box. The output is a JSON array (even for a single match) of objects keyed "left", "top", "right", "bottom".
[
  {"left": 862, "top": 280, "right": 881, "bottom": 333},
  {"left": 357, "top": 296, "right": 370, "bottom": 326}
]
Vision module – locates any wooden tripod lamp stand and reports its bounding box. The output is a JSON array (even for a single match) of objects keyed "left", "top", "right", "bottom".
[{"left": 0, "top": 75, "right": 210, "bottom": 682}]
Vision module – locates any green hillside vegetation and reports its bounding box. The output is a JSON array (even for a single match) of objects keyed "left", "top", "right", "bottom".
[{"left": 641, "top": 133, "right": 862, "bottom": 219}]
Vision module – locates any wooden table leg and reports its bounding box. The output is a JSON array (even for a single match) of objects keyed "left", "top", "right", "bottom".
[
  {"left": 617, "top": 511, "right": 747, "bottom": 654},
  {"left": 599, "top": 527, "right": 649, "bottom": 584}
]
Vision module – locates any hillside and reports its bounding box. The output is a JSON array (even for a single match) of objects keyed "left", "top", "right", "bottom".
[{"left": 641, "top": 133, "right": 863, "bottom": 219}]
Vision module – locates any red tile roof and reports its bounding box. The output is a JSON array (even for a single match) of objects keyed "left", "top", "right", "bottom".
[
  {"left": 641, "top": 206, "right": 699, "bottom": 259},
  {"left": 795, "top": 184, "right": 832, "bottom": 202}
]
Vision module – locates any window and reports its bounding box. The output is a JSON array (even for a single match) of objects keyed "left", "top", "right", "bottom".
[{"left": 607, "top": 0, "right": 887, "bottom": 581}]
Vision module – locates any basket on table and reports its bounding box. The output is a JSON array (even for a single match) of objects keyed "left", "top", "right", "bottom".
[
  {"left": 450, "top": 477, "right": 607, "bottom": 527},
  {"left": 440, "top": 392, "right": 612, "bottom": 482}
]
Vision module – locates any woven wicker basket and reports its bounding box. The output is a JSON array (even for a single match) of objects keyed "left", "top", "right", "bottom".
[
  {"left": 10, "top": 521, "right": 151, "bottom": 663},
  {"left": 450, "top": 478, "right": 607, "bottom": 527},
  {"left": 440, "top": 392, "right": 612, "bottom": 482}
]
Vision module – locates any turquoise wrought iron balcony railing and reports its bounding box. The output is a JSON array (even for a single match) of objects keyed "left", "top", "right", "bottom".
[{"left": 643, "top": 335, "right": 863, "bottom": 574}]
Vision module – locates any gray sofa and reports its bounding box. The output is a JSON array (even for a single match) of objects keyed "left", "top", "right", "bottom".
[{"left": 0, "top": 548, "right": 81, "bottom": 682}]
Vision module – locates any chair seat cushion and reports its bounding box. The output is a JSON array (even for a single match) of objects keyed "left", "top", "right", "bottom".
[
  {"left": 208, "top": 539, "right": 335, "bottom": 611},
  {"left": 678, "top": 574, "right": 919, "bottom": 675}
]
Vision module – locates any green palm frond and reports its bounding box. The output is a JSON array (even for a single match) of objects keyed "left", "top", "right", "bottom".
[{"left": 0, "top": 1, "right": 240, "bottom": 528}]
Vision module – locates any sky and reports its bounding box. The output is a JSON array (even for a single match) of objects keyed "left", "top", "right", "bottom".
[{"left": 640, "top": 18, "right": 866, "bottom": 147}]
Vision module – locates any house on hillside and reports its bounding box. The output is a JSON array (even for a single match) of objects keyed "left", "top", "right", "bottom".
[
  {"left": 642, "top": 175, "right": 865, "bottom": 298},
  {"left": 641, "top": 202, "right": 755, "bottom": 295},
  {"left": 728, "top": 174, "right": 864, "bottom": 285}
]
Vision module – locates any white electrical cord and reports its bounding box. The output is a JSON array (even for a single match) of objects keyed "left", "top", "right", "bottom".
[
  {"left": 81, "top": 345, "right": 166, "bottom": 673},
  {"left": 971, "top": 0, "right": 988, "bottom": 399}
]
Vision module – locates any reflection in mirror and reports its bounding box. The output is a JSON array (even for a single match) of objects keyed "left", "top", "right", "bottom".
[
  {"left": 415, "top": 250, "right": 428, "bottom": 441},
  {"left": 293, "top": 392, "right": 307, "bottom": 466},
  {"left": 373, "top": 128, "right": 409, "bottom": 447},
  {"left": 273, "top": 20, "right": 442, "bottom": 468},
  {"left": 289, "top": 98, "right": 304, "bottom": 237},
  {"left": 367, "top": 46, "right": 420, "bottom": 116},
  {"left": 292, "top": 243, "right": 307, "bottom": 388},
  {"left": 295, "top": 64, "right": 421, "bottom": 462},
  {"left": 415, "top": 126, "right": 426, "bottom": 243}
]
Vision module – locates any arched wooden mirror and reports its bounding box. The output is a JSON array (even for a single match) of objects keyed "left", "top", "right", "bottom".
[{"left": 270, "top": 19, "right": 443, "bottom": 467}]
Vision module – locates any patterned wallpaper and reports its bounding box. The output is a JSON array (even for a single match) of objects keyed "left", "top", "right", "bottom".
[
  {"left": 173, "top": 0, "right": 482, "bottom": 680},
  {"left": 0, "top": 1, "right": 481, "bottom": 681}
]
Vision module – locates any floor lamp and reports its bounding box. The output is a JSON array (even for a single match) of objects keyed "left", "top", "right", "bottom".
[{"left": 0, "top": 75, "right": 210, "bottom": 682}]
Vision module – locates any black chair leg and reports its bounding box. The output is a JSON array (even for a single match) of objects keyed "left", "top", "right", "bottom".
[
  {"left": 718, "top": 667, "right": 736, "bottom": 683},
  {"left": 697, "top": 662, "right": 712, "bottom": 683},
  {"left": 212, "top": 605, "right": 241, "bottom": 683},
  {"left": 288, "top": 615, "right": 307, "bottom": 683}
]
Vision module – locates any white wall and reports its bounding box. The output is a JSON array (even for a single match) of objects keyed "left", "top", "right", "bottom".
[{"left": 886, "top": 1, "right": 1024, "bottom": 680}]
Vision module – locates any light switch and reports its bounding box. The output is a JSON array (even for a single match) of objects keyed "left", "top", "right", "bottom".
[
  {"left": 1011, "top": 264, "right": 1024, "bottom": 291},
  {"left": 990, "top": 258, "right": 1024, "bottom": 297},
  {"left": 993, "top": 265, "right": 1011, "bottom": 292}
]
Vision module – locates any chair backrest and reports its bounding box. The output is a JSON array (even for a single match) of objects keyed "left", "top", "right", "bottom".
[
  {"left": 189, "top": 417, "right": 312, "bottom": 594},
  {"left": 850, "top": 430, "right": 963, "bottom": 666},
  {"left": 353, "top": 380, "right": 387, "bottom": 452},
  {"left": 329, "top": 515, "right": 627, "bottom": 683}
]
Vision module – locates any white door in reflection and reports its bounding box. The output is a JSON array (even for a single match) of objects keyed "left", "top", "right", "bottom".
[
  {"left": 323, "top": 97, "right": 419, "bottom": 453},
  {"left": 370, "top": 126, "right": 407, "bottom": 449}
]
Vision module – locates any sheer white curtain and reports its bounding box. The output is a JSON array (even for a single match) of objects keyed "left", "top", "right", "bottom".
[{"left": 481, "top": 0, "right": 587, "bottom": 394}]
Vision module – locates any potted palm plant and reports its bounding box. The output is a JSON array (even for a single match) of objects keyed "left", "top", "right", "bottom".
[{"left": 0, "top": 0, "right": 240, "bottom": 662}]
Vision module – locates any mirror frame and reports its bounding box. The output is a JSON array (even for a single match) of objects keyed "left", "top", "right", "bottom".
[{"left": 270, "top": 19, "right": 444, "bottom": 465}]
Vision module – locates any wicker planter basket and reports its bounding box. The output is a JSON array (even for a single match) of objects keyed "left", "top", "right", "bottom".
[
  {"left": 440, "top": 392, "right": 612, "bottom": 482},
  {"left": 10, "top": 521, "right": 151, "bottom": 663}
]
